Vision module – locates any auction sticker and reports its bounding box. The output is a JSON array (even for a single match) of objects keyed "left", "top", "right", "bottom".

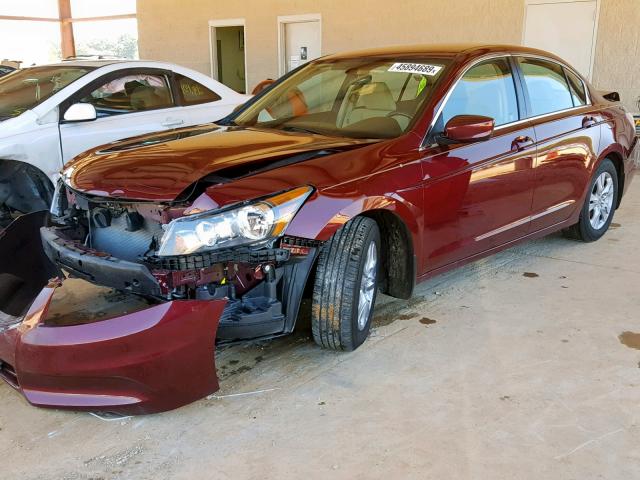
[{"left": 388, "top": 63, "right": 443, "bottom": 76}]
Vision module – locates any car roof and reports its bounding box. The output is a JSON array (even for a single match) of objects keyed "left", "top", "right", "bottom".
[
  {"left": 30, "top": 59, "right": 171, "bottom": 68},
  {"left": 322, "top": 43, "right": 564, "bottom": 61}
]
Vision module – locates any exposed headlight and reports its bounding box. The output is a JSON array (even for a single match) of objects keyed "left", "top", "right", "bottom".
[
  {"left": 49, "top": 178, "right": 66, "bottom": 217},
  {"left": 156, "top": 186, "right": 313, "bottom": 257}
]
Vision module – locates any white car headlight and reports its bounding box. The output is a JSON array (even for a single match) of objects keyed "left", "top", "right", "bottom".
[
  {"left": 49, "top": 178, "right": 65, "bottom": 217},
  {"left": 156, "top": 186, "right": 313, "bottom": 257}
]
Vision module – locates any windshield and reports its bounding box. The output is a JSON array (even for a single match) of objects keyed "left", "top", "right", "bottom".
[
  {"left": 0, "top": 66, "right": 94, "bottom": 120},
  {"left": 234, "top": 57, "right": 449, "bottom": 139}
]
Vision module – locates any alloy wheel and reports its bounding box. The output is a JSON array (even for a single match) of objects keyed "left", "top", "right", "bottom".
[
  {"left": 357, "top": 242, "right": 378, "bottom": 331},
  {"left": 589, "top": 171, "right": 615, "bottom": 230}
]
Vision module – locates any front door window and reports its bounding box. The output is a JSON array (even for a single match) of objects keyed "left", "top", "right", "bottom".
[{"left": 81, "top": 73, "right": 173, "bottom": 117}]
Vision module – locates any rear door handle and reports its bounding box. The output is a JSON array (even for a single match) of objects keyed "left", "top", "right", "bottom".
[
  {"left": 162, "top": 118, "right": 185, "bottom": 128},
  {"left": 582, "top": 116, "right": 597, "bottom": 128},
  {"left": 511, "top": 135, "right": 535, "bottom": 152}
]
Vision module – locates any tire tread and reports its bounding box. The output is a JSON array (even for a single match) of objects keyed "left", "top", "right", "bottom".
[
  {"left": 562, "top": 158, "right": 618, "bottom": 243},
  {"left": 312, "top": 216, "right": 378, "bottom": 351}
]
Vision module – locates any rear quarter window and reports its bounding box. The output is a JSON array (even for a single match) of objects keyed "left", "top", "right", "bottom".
[
  {"left": 176, "top": 74, "right": 221, "bottom": 105},
  {"left": 565, "top": 69, "right": 588, "bottom": 106}
]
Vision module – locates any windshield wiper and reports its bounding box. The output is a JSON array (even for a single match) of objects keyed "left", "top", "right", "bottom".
[{"left": 280, "top": 125, "right": 327, "bottom": 136}]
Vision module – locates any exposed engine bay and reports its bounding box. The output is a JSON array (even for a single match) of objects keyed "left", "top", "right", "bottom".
[{"left": 41, "top": 182, "right": 321, "bottom": 342}]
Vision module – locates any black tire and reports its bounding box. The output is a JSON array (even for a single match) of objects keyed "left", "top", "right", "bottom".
[
  {"left": 312, "top": 216, "right": 380, "bottom": 351},
  {"left": 563, "top": 158, "right": 618, "bottom": 242}
]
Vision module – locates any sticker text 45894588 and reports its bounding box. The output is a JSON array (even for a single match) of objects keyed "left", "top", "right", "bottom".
[{"left": 388, "top": 63, "right": 443, "bottom": 76}]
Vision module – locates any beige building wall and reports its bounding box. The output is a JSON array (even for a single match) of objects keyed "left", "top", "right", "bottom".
[
  {"left": 592, "top": 0, "right": 640, "bottom": 112},
  {"left": 137, "top": 0, "right": 639, "bottom": 111}
]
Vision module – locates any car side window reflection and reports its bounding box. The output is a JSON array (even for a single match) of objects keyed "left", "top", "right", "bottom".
[
  {"left": 440, "top": 58, "right": 519, "bottom": 127},
  {"left": 518, "top": 58, "right": 574, "bottom": 116},
  {"left": 295, "top": 69, "right": 346, "bottom": 114},
  {"left": 564, "top": 69, "right": 587, "bottom": 107},
  {"left": 81, "top": 73, "right": 173, "bottom": 117},
  {"left": 175, "top": 74, "right": 221, "bottom": 105}
]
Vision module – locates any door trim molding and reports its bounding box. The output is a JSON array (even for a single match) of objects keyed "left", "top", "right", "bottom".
[
  {"left": 208, "top": 18, "right": 248, "bottom": 94},
  {"left": 474, "top": 200, "right": 576, "bottom": 242},
  {"left": 522, "top": 0, "right": 601, "bottom": 81},
  {"left": 276, "top": 13, "right": 322, "bottom": 77}
]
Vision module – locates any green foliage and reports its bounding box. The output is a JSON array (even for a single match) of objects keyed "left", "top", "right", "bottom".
[{"left": 76, "top": 34, "right": 138, "bottom": 59}]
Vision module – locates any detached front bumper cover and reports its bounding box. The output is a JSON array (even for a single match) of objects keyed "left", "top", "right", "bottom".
[
  {"left": 0, "top": 278, "right": 225, "bottom": 415},
  {"left": 0, "top": 213, "right": 315, "bottom": 414}
]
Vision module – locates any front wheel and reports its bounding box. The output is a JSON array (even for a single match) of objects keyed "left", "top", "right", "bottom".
[
  {"left": 563, "top": 158, "right": 618, "bottom": 242},
  {"left": 311, "top": 216, "right": 380, "bottom": 351}
]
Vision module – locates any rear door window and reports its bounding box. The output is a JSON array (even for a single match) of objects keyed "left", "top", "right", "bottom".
[
  {"left": 517, "top": 58, "right": 574, "bottom": 116},
  {"left": 439, "top": 57, "right": 519, "bottom": 127},
  {"left": 81, "top": 73, "right": 173, "bottom": 117},
  {"left": 175, "top": 74, "right": 221, "bottom": 105}
]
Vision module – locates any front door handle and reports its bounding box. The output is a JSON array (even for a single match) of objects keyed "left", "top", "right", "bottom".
[
  {"left": 162, "top": 118, "right": 185, "bottom": 128},
  {"left": 582, "top": 116, "right": 597, "bottom": 128},
  {"left": 511, "top": 135, "right": 535, "bottom": 152}
]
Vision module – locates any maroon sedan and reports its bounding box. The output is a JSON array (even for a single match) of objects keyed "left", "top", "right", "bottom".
[{"left": 0, "top": 44, "right": 636, "bottom": 414}]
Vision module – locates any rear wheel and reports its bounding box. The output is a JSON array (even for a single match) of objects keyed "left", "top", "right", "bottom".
[
  {"left": 563, "top": 158, "right": 618, "bottom": 242},
  {"left": 312, "top": 217, "right": 380, "bottom": 351}
]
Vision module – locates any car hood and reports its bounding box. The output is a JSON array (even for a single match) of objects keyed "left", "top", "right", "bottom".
[
  {"left": 63, "top": 124, "right": 377, "bottom": 202},
  {"left": 0, "top": 110, "right": 36, "bottom": 135}
]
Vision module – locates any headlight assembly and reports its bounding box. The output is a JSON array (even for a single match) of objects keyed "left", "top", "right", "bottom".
[
  {"left": 156, "top": 186, "right": 313, "bottom": 257},
  {"left": 49, "top": 178, "right": 69, "bottom": 218}
]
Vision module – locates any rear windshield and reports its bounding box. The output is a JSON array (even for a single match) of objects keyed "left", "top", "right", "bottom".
[
  {"left": 233, "top": 57, "right": 450, "bottom": 139},
  {"left": 0, "top": 65, "right": 94, "bottom": 120}
]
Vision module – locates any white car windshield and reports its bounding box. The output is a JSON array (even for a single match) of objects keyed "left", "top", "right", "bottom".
[
  {"left": 234, "top": 57, "right": 449, "bottom": 139},
  {"left": 0, "top": 66, "right": 93, "bottom": 120}
]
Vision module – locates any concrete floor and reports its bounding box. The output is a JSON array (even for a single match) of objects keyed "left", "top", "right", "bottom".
[{"left": 2, "top": 181, "right": 640, "bottom": 480}]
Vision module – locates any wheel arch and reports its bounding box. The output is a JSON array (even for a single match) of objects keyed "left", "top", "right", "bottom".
[
  {"left": 0, "top": 159, "right": 55, "bottom": 215},
  {"left": 604, "top": 151, "right": 625, "bottom": 208},
  {"left": 287, "top": 194, "right": 420, "bottom": 302},
  {"left": 359, "top": 209, "right": 415, "bottom": 299},
  {"left": 595, "top": 144, "right": 626, "bottom": 209}
]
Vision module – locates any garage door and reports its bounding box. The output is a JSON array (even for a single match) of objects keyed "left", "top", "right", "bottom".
[{"left": 523, "top": 0, "right": 598, "bottom": 78}]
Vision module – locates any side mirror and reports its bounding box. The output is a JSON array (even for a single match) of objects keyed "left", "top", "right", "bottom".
[
  {"left": 440, "top": 115, "right": 495, "bottom": 144},
  {"left": 63, "top": 103, "right": 97, "bottom": 122},
  {"left": 602, "top": 91, "right": 620, "bottom": 102}
]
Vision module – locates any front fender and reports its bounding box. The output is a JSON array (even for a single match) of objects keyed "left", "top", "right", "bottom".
[{"left": 285, "top": 187, "right": 422, "bottom": 256}]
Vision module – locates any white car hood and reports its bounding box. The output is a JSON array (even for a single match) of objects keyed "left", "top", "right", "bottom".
[{"left": 0, "top": 110, "right": 40, "bottom": 140}]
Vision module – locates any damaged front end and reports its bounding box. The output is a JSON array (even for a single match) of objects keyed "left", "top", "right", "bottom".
[{"left": 0, "top": 182, "right": 320, "bottom": 414}]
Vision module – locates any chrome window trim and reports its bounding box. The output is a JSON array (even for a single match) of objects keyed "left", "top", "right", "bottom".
[
  {"left": 420, "top": 53, "right": 592, "bottom": 150},
  {"left": 493, "top": 106, "right": 588, "bottom": 132},
  {"left": 517, "top": 54, "right": 592, "bottom": 106}
]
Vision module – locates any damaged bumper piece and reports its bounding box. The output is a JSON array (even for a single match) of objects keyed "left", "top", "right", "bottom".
[
  {"left": 0, "top": 212, "right": 318, "bottom": 414},
  {"left": 0, "top": 280, "right": 224, "bottom": 415}
]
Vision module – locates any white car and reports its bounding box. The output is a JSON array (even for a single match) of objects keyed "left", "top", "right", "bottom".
[{"left": 0, "top": 60, "right": 249, "bottom": 223}]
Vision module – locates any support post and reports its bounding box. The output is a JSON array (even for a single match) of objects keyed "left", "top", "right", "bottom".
[{"left": 58, "top": 0, "right": 75, "bottom": 59}]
